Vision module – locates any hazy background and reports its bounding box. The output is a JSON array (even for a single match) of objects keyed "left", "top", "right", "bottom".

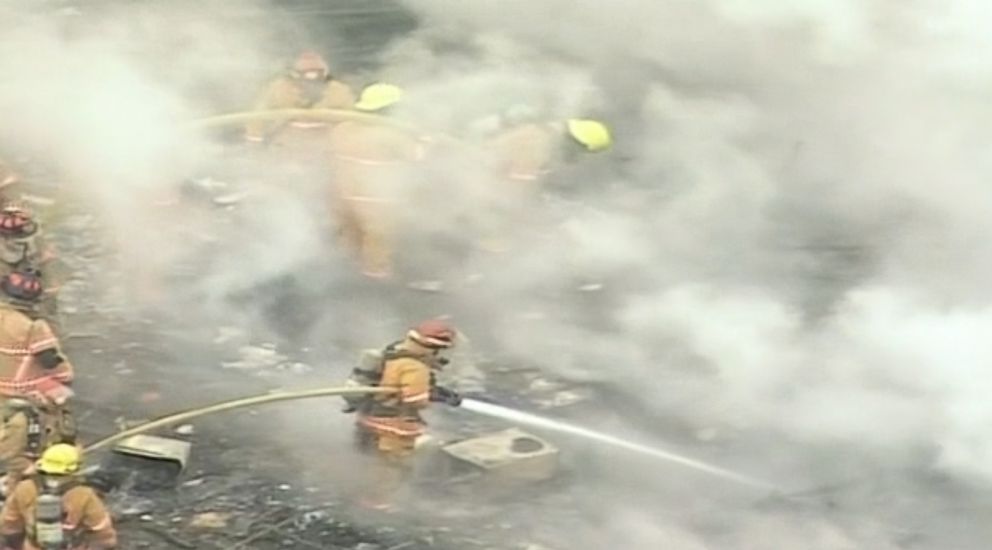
[{"left": 2, "top": 0, "right": 992, "bottom": 547}]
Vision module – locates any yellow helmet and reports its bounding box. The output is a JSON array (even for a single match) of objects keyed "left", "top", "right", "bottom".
[
  {"left": 354, "top": 83, "right": 404, "bottom": 112},
  {"left": 566, "top": 119, "right": 612, "bottom": 152},
  {"left": 37, "top": 444, "right": 81, "bottom": 475}
]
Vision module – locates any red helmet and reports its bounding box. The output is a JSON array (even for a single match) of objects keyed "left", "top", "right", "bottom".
[
  {"left": 1, "top": 268, "right": 43, "bottom": 303},
  {"left": 408, "top": 319, "right": 456, "bottom": 349},
  {"left": 291, "top": 51, "right": 329, "bottom": 79},
  {"left": 0, "top": 206, "right": 37, "bottom": 239}
]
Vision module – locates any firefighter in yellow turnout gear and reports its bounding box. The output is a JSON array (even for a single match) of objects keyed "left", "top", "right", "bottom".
[
  {"left": 0, "top": 269, "right": 75, "bottom": 498},
  {"left": 244, "top": 50, "right": 356, "bottom": 147},
  {"left": 0, "top": 269, "right": 73, "bottom": 403},
  {"left": 328, "top": 83, "right": 427, "bottom": 279},
  {"left": 350, "top": 319, "right": 462, "bottom": 509},
  {"left": 1, "top": 445, "right": 117, "bottom": 550},
  {"left": 487, "top": 110, "right": 612, "bottom": 189},
  {"left": 479, "top": 109, "right": 612, "bottom": 251}
]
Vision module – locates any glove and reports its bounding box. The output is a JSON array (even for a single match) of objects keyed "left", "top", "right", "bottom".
[{"left": 429, "top": 385, "right": 462, "bottom": 407}]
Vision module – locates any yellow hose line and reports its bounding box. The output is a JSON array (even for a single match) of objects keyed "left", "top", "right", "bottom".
[
  {"left": 85, "top": 385, "right": 395, "bottom": 453},
  {"left": 189, "top": 108, "right": 418, "bottom": 134},
  {"left": 189, "top": 108, "right": 475, "bottom": 156}
]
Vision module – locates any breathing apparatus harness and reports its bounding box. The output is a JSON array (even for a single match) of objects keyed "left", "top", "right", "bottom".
[
  {"left": 31, "top": 475, "right": 81, "bottom": 550},
  {"left": 342, "top": 341, "right": 458, "bottom": 414}
]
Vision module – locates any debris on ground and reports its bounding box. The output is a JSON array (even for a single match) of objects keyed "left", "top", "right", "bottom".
[
  {"left": 190, "top": 512, "right": 230, "bottom": 529},
  {"left": 175, "top": 424, "right": 196, "bottom": 436},
  {"left": 222, "top": 344, "right": 288, "bottom": 370}
]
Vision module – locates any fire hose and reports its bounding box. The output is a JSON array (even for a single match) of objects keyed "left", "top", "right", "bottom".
[
  {"left": 188, "top": 108, "right": 470, "bottom": 152},
  {"left": 84, "top": 385, "right": 395, "bottom": 453},
  {"left": 189, "top": 108, "right": 419, "bottom": 134}
]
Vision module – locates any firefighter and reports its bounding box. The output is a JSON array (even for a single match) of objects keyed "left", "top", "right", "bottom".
[
  {"left": 0, "top": 398, "right": 75, "bottom": 498},
  {"left": 244, "top": 50, "right": 356, "bottom": 147},
  {"left": 488, "top": 109, "right": 611, "bottom": 191},
  {"left": 0, "top": 208, "right": 59, "bottom": 327},
  {"left": 479, "top": 109, "right": 612, "bottom": 251},
  {"left": 0, "top": 268, "right": 71, "bottom": 400},
  {"left": 328, "top": 83, "right": 427, "bottom": 279},
  {"left": 352, "top": 319, "right": 462, "bottom": 509},
  {"left": 1, "top": 444, "right": 117, "bottom": 550}
]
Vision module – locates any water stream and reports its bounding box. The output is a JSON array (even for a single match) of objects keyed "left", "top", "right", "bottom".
[{"left": 460, "top": 398, "right": 775, "bottom": 491}]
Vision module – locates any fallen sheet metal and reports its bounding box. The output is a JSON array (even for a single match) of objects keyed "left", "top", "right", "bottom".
[{"left": 113, "top": 434, "right": 192, "bottom": 472}]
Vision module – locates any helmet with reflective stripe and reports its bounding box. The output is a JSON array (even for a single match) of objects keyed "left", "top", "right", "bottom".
[
  {"left": 291, "top": 50, "right": 329, "bottom": 80},
  {"left": 37, "top": 444, "right": 81, "bottom": 475},
  {"left": 408, "top": 319, "right": 455, "bottom": 349}
]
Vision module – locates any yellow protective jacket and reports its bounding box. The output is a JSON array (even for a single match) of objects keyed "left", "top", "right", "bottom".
[
  {"left": 488, "top": 122, "right": 559, "bottom": 183},
  {"left": 1, "top": 477, "right": 117, "bottom": 550},
  {"left": 357, "top": 337, "right": 434, "bottom": 438},
  {"left": 0, "top": 305, "right": 72, "bottom": 401},
  {"left": 328, "top": 120, "right": 426, "bottom": 204},
  {"left": 245, "top": 76, "right": 356, "bottom": 142}
]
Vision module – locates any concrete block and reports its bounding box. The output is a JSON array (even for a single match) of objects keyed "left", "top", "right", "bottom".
[{"left": 441, "top": 428, "right": 559, "bottom": 482}]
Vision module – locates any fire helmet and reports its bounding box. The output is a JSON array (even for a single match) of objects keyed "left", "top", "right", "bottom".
[
  {"left": 0, "top": 206, "right": 38, "bottom": 240},
  {"left": 0, "top": 268, "right": 43, "bottom": 304},
  {"left": 37, "top": 444, "right": 81, "bottom": 475},
  {"left": 354, "top": 83, "right": 403, "bottom": 112},
  {"left": 566, "top": 119, "right": 612, "bottom": 152},
  {"left": 291, "top": 51, "right": 329, "bottom": 80},
  {"left": 408, "top": 319, "right": 456, "bottom": 349}
]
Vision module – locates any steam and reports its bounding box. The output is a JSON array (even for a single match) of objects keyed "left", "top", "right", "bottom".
[{"left": 2, "top": 0, "right": 992, "bottom": 548}]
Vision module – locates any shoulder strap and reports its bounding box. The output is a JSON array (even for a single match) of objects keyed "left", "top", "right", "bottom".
[{"left": 382, "top": 342, "right": 429, "bottom": 364}]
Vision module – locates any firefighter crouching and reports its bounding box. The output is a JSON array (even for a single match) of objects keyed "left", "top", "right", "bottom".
[
  {"left": 0, "top": 208, "right": 60, "bottom": 329},
  {"left": 328, "top": 83, "right": 427, "bottom": 279},
  {"left": 1, "top": 444, "right": 117, "bottom": 550},
  {"left": 347, "top": 319, "right": 462, "bottom": 509},
  {"left": 244, "top": 50, "right": 356, "bottom": 149}
]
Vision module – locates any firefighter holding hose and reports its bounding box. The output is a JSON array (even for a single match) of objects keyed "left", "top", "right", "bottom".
[
  {"left": 244, "top": 50, "right": 356, "bottom": 147},
  {"left": 328, "top": 83, "right": 428, "bottom": 279},
  {"left": 1, "top": 444, "right": 117, "bottom": 550},
  {"left": 345, "top": 319, "right": 463, "bottom": 510},
  {"left": 476, "top": 106, "right": 612, "bottom": 252}
]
